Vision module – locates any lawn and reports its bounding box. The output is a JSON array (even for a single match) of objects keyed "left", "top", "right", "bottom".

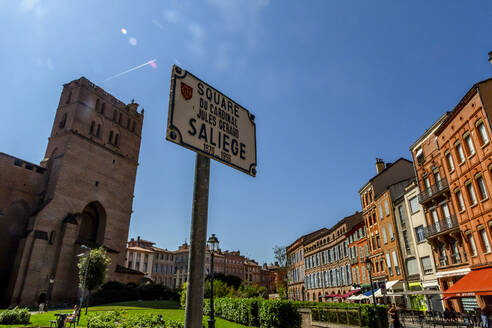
[{"left": 0, "top": 301, "right": 251, "bottom": 328}]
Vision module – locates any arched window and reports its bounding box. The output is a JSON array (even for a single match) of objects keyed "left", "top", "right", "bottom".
[
  {"left": 101, "top": 103, "right": 105, "bottom": 115},
  {"left": 96, "top": 99, "right": 100, "bottom": 112},
  {"left": 109, "top": 131, "right": 113, "bottom": 144},
  {"left": 89, "top": 121, "right": 95, "bottom": 135},
  {"left": 96, "top": 124, "right": 101, "bottom": 137},
  {"left": 114, "top": 134, "right": 119, "bottom": 146},
  {"left": 58, "top": 113, "right": 67, "bottom": 129}
]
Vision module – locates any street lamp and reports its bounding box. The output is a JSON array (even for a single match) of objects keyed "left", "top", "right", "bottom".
[
  {"left": 207, "top": 234, "right": 219, "bottom": 328},
  {"left": 77, "top": 245, "right": 91, "bottom": 317},
  {"left": 365, "top": 258, "right": 378, "bottom": 327}
]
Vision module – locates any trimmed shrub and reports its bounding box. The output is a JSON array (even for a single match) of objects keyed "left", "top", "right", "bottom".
[
  {"left": 91, "top": 281, "right": 179, "bottom": 305},
  {"left": 258, "top": 300, "right": 301, "bottom": 328},
  {"left": 204, "top": 297, "right": 259, "bottom": 327},
  {"left": 0, "top": 307, "right": 31, "bottom": 325}
]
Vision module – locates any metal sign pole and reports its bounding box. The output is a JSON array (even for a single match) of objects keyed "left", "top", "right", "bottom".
[{"left": 184, "top": 153, "right": 210, "bottom": 328}]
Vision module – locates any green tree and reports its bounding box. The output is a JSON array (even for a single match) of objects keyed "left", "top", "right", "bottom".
[{"left": 78, "top": 247, "right": 110, "bottom": 312}]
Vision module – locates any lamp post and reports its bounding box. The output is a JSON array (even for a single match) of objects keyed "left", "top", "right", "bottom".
[
  {"left": 77, "top": 245, "right": 91, "bottom": 317},
  {"left": 207, "top": 234, "right": 219, "bottom": 328},
  {"left": 365, "top": 258, "right": 378, "bottom": 327}
]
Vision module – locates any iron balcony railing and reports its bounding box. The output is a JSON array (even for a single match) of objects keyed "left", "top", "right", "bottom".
[
  {"left": 423, "top": 215, "right": 459, "bottom": 239},
  {"left": 418, "top": 178, "right": 449, "bottom": 203}
]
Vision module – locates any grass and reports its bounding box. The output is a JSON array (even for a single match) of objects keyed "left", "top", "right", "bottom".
[{"left": 0, "top": 300, "right": 251, "bottom": 328}]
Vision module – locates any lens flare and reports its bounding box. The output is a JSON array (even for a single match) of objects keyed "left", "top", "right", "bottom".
[
  {"left": 121, "top": 28, "right": 127, "bottom": 35},
  {"left": 129, "top": 37, "right": 137, "bottom": 46}
]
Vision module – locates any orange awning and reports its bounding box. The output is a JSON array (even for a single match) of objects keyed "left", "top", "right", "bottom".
[{"left": 443, "top": 267, "right": 492, "bottom": 298}]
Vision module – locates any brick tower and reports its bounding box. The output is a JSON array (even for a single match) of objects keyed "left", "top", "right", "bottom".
[{"left": 0, "top": 77, "right": 144, "bottom": 306}]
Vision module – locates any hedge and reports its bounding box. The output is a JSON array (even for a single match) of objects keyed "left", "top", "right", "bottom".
[
  {"left": 204, "top": 298, "right": 300, "bottom": 328},
  {"left": 203, "top": 298, "right": 387, "bottom": 328},
  {"left": 0, "top": 307, "right": 31, "bottom": 325}
]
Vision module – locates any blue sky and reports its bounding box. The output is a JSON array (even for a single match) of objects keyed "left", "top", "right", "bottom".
[{"left": 1, "top": 0, "right": 492, "bottom": 264}]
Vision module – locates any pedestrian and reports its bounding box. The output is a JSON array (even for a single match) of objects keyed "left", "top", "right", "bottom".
[
  {"left": 481, "top": 306, "right": 489, "bottom": 328},
  {"left": 388, "top": 303, "right": 401, "bottom": 328}
]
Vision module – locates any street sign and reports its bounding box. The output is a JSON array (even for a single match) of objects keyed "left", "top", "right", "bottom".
[{"left": 167, "top": 65, "right": 257, "bottom": 177}]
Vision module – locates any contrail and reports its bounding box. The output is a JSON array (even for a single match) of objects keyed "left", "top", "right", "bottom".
[{"left": 102, "top": 59, "right": 157, "bottom": 82}]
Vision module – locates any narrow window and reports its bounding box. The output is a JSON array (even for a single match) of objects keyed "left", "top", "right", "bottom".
[
  {"left": 455, "top": 142, "right": 465, "bottom": 163},
  {"left": 386, "top": 253, "right": 393, "bottom": 276},
  {"left": 109, "top": 131, "right": 113, "bottom": 144},
  {"left": 479, "top": 228, "right": 491, "bottom": 253},
  {"left": 384, "top": 200, "right": 390, "bottom": 216},
  {"left": 446, "top": 151, "right": 455, "bottom": 172},
  {"left": 115, "top": 134, "right": 119, "bottom": 146},
  {"left": 476, "top": 174, "right": 488, "bottom": 200},
  {"left": 477, "top": 121, "right": 490, "bottom": 146},
  {"left": 468, "top": 232, "right": 478, "bottom": 256},
  {"left": 118, "top": 113, "right": 122, "bottom": 124},
  {"left": 101, "top": 103, "right": 106, "bottom": 115},
  {"left": 127, "top": 118, "right": 131, "bottom": 128},
  {"left": 132, "top": 121, "right": 136, "bottom": 132},
  {"left": 415, "top": 226, "right": 424, "bottom": 242},
  {"left": 379, "top": 205, "right": 384, "bottom": 219},
  {"left": 382, "top": 227, "right": 388, "bottom": 244},
  {"left": 464, "top": 133, "right": 475, "bottom": 156},
  {"left": 90, "top": 121, "right": 95, "bottom": 135},
  {"left": 59, "top": 113, "right": 67, "bottom": 129},
  {"left": 388, "top": 223, "right": 394, "bottom": 241},
  {"left": 392, "top": 251, "right": 400, "bottom": 275},
  {"left": 455, "top": 189, "right": 465, "bottom": 212},
  {"left": 96, "top": 124, "right": 101, "bottom": 137},
  {"left": 466, "top": 181, "right": 478, "bottom": 206},
  {"left": 96, "top": 99, "right": 100, "bottom": 112},
  {"left": 398, "top": 205, "right": 405, "bottom": 225},
  {"left": 113, "top": 110, "right": 117, "bottom": 121}
]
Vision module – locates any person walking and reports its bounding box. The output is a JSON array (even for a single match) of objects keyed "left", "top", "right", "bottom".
[
  {"left": 388, "top": 303, "right": 401, "bottom": 328},
  {"left": 481, "top": 306, "right": 489, "bottom": 328}
]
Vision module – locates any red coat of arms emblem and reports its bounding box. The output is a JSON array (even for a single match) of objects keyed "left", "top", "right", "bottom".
[{"left": 181, "top": 82, "right": 193, "bottom": 100}]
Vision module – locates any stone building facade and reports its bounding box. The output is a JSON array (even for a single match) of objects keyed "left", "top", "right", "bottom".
[
  {"left": 303, "top": 212, "right": 362, "bottom": 302},
  {"left": 0, "top": 77, "right": 144, "bottom": 306}
]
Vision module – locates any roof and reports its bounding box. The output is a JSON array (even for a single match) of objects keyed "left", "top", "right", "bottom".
[
  {"left": 127, "top": 246, "right": 153, "bottom": 253},
  {"left": 287, "top": 228, "right": 328, "bottom": 250},
  {"left": 387, "top": 177, "right": 416, "bottom": 203},
  {"left": 436, "top": 77, "right": 492, "bottom": 135},
  {"left": 409, "top": 112, "right": 450, "bottom": 151},
  {"left": 359, "top": 158, "right": 415, "bottom": 199},
  {"left": 115, "top": 265, "right": 145, "bottom": 275}
]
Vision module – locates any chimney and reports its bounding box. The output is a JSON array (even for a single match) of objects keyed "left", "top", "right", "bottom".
[{"left": 376, "top": 158, "right": 385, "bottom": 174}]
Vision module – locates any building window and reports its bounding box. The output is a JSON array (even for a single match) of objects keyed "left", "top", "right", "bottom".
[
  {"left": 403, "top": 230, "right": 410, "bottom": 251},
  {"left": 90, "top": 121, "right": 95, "bottom": 135},
  {"left": 59, "top": 113, "right": 67, "bottom": 129},
  {"left": 132, "top": 121, "right": 136, "bottom": 132},
  {"left": 113, "top": 110, "right": 117, "bottom": 121},
  {"left": 463, "top": 133, "right": 475, "bottom": 156},
  {"left": 379, "top": 205, "right": 384, "bottom": 219},
  {"left": 467, "top": 232, "right": 478, "bottom": 257},
  {"left": 466, "top": 181, "right": 478, "bottom": 206},
  {"left": 421, "top": 256, "right": 433, "bottom": 274},
  {"left": 101, "top": 103, "right": 106, "bottom": 115},
  {"left": 96, "top": 124, "right": 101, "bottom": 137},
  {"left": 382, "top": 227, "right": 388, "bottom": 244},
  {"left": 384, "top": 200, "right": 390, "bottom": 216},
  {"left": 388, "top": 223, "right": 394, "bottom": 241},
  {"left": 114, "top": 134, "right": 119, "bottom": 146},
  {"left": 415, "top": 225, "right": 425, "bottom": 243},
  {"left": 397, "top": 205, "right": 405, "bottom": 226},
  {"left": 380, "top": 259, "right": 384, "bottom": 272},
  {"left": 376, "top": 235, "right": 381, "bottom": 248},
  {"left": 455, "top": 142, "right": 465, "bottom": 163},
  {"left": 406, "top": 258, "right": 418, "bottom": 276},
  {"left": 477, "top": 121, "right": 490, "bottom": 146},
  {"left": 96, "top": 99, "right": 100, "bottom": 112},
  {"left": 446, "top": 151, "right": 455, "bottom": 172},
  {"left": 386, "top": 253, "right": 393, "bottom": 276},
  {"left": 455, "top": 188, "right": 465, "bottom": 212},
  {"left": 392, "top": 251, "right": 400, "bottom": 275},
  {"left": 109, "top": 131, "right": 114, "bottom": 144},
  {"left": 479, "top": 227, "right": 491, "bottom": 253},
  {"left": 476, "top": 174, "right": 488, "bottom": 200},
  {"left": 409, "top": 196, "right": 419, "bottom": 214}
]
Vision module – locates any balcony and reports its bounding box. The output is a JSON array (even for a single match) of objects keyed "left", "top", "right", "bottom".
[
  {"left": 419, "top": 178, "right": 449, "bottom": 204},
  {"left": 350, "top": 257, "right": 358, "bottom": 264},
  {"left": 450, "top": 253, "right": 462, "bottom": 265},
  {"left": 423, "top": 215, "right": 459, "bottom": 239}
]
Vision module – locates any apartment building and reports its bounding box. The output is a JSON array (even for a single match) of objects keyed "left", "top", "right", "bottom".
[
  {"left": 433, "top": 79, "right": 492, "bottom": 311},
  {"left": 347, "top": 220, "right": 368, "bottom": 288},
  {"left": 359, "top": 158, "right": 415, "bottom": 295},
  {"left": 126, "top": 237, "right": 176, "bottom": 289},
  {"left": 304, "top": 212, "right": 362, "bottom": 302}
]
